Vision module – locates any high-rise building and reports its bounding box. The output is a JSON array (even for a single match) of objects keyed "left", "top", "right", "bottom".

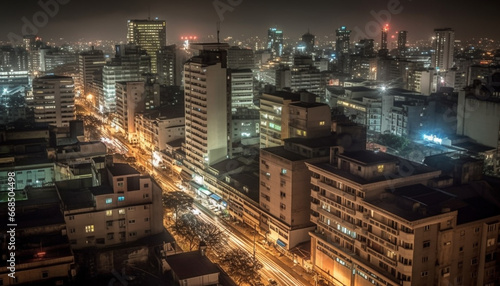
[
  {"left": 267, "top": 28, "right": 284, "bottom": 58},
  {"left": 229, "top": 69, "right": 255, "bottom": 111},
  {"left": 156, "top": 44, "right": 176, "bottom": 86},
  {"left": 227, "top": 46, "right": 255, "bottom": 70},
  {"left": 355, "top": 39, "right": 375, "bottom": 57},
  {"left": 381, "top": 24, "right": 389, "bottom": 51},
  {"left": 397, "top": 30, "right": 408, "bottom": 57},
  {"left": 78, "top": 47, "right": 105, "bottom": 97},
  {"left": 336, "top": 26, "right": 351, "bottom": 74},
  {"left": 127, "top": 19, "right": 166, "bottom": 74},
  {"left": 301, "top": 31, "right": 315, "bottom": 54},
  {"left": 183, "top": 43, "right": 230, "bottom": 171},
  {"left": 433, "top": 28, "right": 455, "bottom": 71},
  {"left": 115, "top": 81, "right": 145, "bottom": 143},
  {"left": 32, "top": 75, "right": 75, "bottom": 127},
  {"left": 101, "top": 44, "right": 150, "bottom": 113}
]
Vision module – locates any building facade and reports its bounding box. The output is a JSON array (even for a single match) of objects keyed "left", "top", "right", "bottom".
[{"left": 32, "top": 75, "right": 75, "bottom": 127}]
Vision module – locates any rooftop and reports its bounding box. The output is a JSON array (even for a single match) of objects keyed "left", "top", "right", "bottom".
[
  {"left": 339, "top": 150, "right": 398, "bottom": 166},
  {"left": 262, "top": 90, "right": 301, "bottom": 101},
  {"left": 453, "top": 141, "right": 496, "bottom": 153},
  {"left": 108, "top": 163, "right": 140, "bottom": 177},
  {"left": 167, "top": 251, "right": 220, "bottom": 280},
  {"left": 262, "top": 146, "right": 310, "bottom": 162}
]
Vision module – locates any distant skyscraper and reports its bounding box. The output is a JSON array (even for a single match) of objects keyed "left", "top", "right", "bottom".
[
  {"left": 267, "top": 28, "right": 284, "bottom": 58},
  {"left": 355, "top": 39, "right": 375, "bottom": 57},
  {"left": 301, "top": 31, "right": 315, "bottom": 54},
  {"left": 381, "top": 24, "right": 389, "bottom": 51},
  {"left": 156, "top": 44, "right": 176, "bottom": 86},
  {"left": 336, "top": 26, "right": 351, "bottom": 73},
  {"left": 184, "top": 43, "right": 230, "bottom": 170},
  {"left": 433, "top": 28, "right": 455, "bottom": 71},
  {"left": 397, "top": 30, "right": 407, "bottom": 57},
  {"left": 227, "top": 46, "right": 255, "bottom": 69},
  {"left": 32, "top": 75, "right": 75, "bottom": 127},
  {"left": 127, "top": 19, "right": 166, "bottom": 74}
]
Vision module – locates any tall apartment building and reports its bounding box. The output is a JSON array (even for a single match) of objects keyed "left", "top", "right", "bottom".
[
  {"left": 56, "top": 163, "right": 163, "bottom": 249},
  {"left": 259, "top": 103, "right": 334, "bottom": 249},
  {"left": 115, "top": 81, "right": 145, "bottom": 143},
  {"left": 127, "top": 19, "right": 166, "bottom": 74},
  {"left": 306, "top": 149, "right": 500, "bottom": 286},
  {"left": 32, "top": 75, "right": 75, "bottom": 127},
  {"left": 183, "top": 43, "right": 230, "bottom": 171},
  {"left": 157, "top": 44, "right": 176, "bottom": 86},
  {"left": 101, "top": 44, "right": 150, "bottom": 113},
  {"left": 259, "top": 91, "right": 301, "bottom": 148},
  {"left": 78, "top": 47, "right": 105, "bottom": 97},
  {"left": 229, "top": 69, "right": 255, "bottom": 111},
  {"left": 433, "top": 28, "right": 455, "bottom": 71}
]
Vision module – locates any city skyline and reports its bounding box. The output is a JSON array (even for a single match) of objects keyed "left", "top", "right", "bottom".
[{"left": 1, "top": 0, "right": 500, "bottom": 44}]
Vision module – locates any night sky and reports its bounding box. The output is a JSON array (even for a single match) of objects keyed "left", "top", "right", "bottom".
[{"left": 1, "top": 0, "right": 499, "bottom": 44}]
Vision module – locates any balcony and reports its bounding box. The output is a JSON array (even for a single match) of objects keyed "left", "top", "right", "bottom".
[
  {"left": 366, "top": 247, "right": 397, "bottom": 267},
  {"left": 311, "top": 188, "right": 319, "bottom": 200}
]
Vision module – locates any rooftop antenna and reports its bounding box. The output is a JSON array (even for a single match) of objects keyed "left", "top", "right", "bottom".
[{"left": 216, "top": 21, "right": 220, "bottom": 43}]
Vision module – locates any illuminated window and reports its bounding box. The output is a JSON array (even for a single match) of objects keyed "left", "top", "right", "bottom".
[
  {"left": 106, "top": 198, "right": 112, "bottom": 204},
  {"left": 85, "top": 225, "right": 94, "bottom": 233},
  {"left": 118, "top": 196, "right": 125, "bottom": 202},
  {"left": 377, "top": 165, "right": 384, "bottom": 173},
  {"left": 319, "top": 121, "right": 325, "bottom": 126},
  {"left": 106, "top": 210, "right": 112, "bottom": 216},
  {"left": 119, "top": 209, "right": 125, "bottom": 215}
]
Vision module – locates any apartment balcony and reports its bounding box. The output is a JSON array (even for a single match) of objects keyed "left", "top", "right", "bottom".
[
  {"left": 369, "top": 218, "right": 398, "bottom": 236},
  {"left": 366, "top": 247, "right": 397, "bottom": 267},
  {"left": 311, "top": 188, "right": 319, "bottom": 200},
  {"left": 396, "top": 262, "right": 413, "bottom": 274},
  {"left": 310, "top": 201, "right": 321, "bottom": 213},
  {"left": 398, "top": 230, "right": 414, "bottom": 241},
  {"left": 397, "top": 245, "right": 414, "bottom": 258},
  {"left": 310, "top": 212, "right": 319, "bottom": 224},
  {"left": 317, "top": 180, "right": 356, "bottom": 201}
]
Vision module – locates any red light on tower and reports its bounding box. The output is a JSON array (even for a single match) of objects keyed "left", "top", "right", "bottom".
[{"left": 384, "top": 24, "right": 389, "bottom": 32}]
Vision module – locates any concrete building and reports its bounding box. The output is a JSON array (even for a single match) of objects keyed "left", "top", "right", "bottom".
[
  {"left": 229, "top": 69, "right": 255, "bottom": 111},
  {"left": 227, "top": 46, "right": 255, "bottom": 69},
  {"left": 336, "top": 26, "right": 351, "bottom": 74},
  {"left": 0, "top": 188, "right": 75, "bottom": 285},
  {"left": 78, "top": 47, "right": 105, "bottom": 97},
  {"left": 457, "top": 81, "right": 500, "bottom": 174},
  {"left": 157, "top": 44, "right": 177, "bottom": 86},
  {"left": 183, "top": 43, "right": 230, "bottom": 171},
  {"left": 433, "top": 28, "right": 455, "bottom": 71},
  {"left": 56, "top": 163, "right": 163, "bottom": 249},
  {"left": 259, "top": 102, "right": 334, "bottom": 249},
  {"left": 32, "top": 75, "right": 75, "bottom": 127},
  {"left": 115, "top": 81, "right": 145, "bottom": 143},
  {"left": 127, "top": 19, "right": 166, "bottom": 74},
  {"left": 259, "top": 91, "right": 301, "bottom": 148},
  {"left": 135, "top": 105, "right": 185, "bottom": 153},
  {"left": 397, "top": 31, "right": 408, "bottom": 57},
  {"left": 307, "top": 149, "right": 442, "bottom": 285},
  {"left": 101, "top": 44, "right": 150, "bottom": 113}
]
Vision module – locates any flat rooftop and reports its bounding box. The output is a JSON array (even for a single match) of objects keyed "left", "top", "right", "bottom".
[
  {"left": 108, "top": 163, "right": 140, "bottom": 176},
  {"left": 167, "top": 251, "right": 220, "bottom": 280},
  {"left": 339, "top": 150, "right": 399, "bottom": 165}
]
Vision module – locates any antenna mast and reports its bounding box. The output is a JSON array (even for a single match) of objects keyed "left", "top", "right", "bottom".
[{"left": 217, "top": 21, "right": 220, "bottom": 43}]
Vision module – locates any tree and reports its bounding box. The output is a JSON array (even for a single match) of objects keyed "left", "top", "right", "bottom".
[
  {"left": 220, "top": 249, "right": 263, "bottom": 286},
  {"left": 197, "top": 220, "right": 227, "bottom": 254},
  {"left": 174, "top": 213, "right": 201, "bottom": 251},
  {"left": 162, "top": 191, "right": 193, "bottom": 227},
  {"left": 376, "top": 134, "right": 410, "bottom": 151}
]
